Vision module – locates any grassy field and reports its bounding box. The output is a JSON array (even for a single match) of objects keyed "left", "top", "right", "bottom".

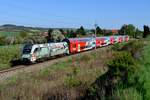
[
  {"left": 0, "top": 45, "right": 21, "bottom": 70},
  {"left": 0, "top": 38, "right": 149, "bottom": 100},
  {"left": 0, "top": 31, "right": 20, "bottom": 37},
  {"left": 0, "top": 46, "right": 112, "bottom": 100}
]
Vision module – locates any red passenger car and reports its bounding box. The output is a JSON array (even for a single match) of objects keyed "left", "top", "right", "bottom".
[
  {"left": 118, "top": 36, "right": 123, "bottom": 43},
  {"left": 110, "top": 36, "right": 115, "bottom": 44},
  {"left": 68, "top": 38, "right": 94, "bottom": 53},
  {"left": 96, "top": 37, "right": 105, "bottom": 47},
  {"left": 125, "top": 35, "right": 129, "bottom": 42}
]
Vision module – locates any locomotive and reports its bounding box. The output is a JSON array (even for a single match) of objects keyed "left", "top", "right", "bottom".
[{"left": 21, "top": 35, "right": 129, "bottom": 63}]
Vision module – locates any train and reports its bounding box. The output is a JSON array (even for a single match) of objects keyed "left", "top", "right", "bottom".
[{"left": 21, "top": 35, "right": 129, "bottom": 63}]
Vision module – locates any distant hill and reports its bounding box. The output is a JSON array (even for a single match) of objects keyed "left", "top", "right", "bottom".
[
  {"left": 0, "top": 24, "right": 49, "bottom": 32},
  {"left": 0, "top": 24, "right": 77, "bottom": 32}
]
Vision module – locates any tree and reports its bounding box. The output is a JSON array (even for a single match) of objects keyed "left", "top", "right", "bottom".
[
  {"left": 19, "top": 31, "right": 28, "bottom": 38},
  {"left": 96, "top": 26, "right": 103, "bottom": 36},
  {"left": 76, "top": 26, "right": 86, "bottom": 36},
  {"left": 24, "top": 35, "right": 47, "bottom": 44},
  {"left": 48, "top": 28, "right": 53, "bottom": 38},
  {"left": 119, "top": 24, "right": 127, "bottom": 35},
  {"left": 135, "top": 28, "right": 143, "bottom": 38},
  {"left": 46, "top": 28, "right": 53, "bottom": 42},
  {"left": 119, "top": 24, "right": 136, "bottom": 37},
  {"left": 0, "top": 36, "right": 6, "bottom": 45},
  {"left": 46, "top": 29, "right": 65, "bottom": 42},
  {"left": 143, "top": 25, "right": 150, "bottom": 38},
  {"left": 59, "top": 29, "right": 64, "bottom": 35}
]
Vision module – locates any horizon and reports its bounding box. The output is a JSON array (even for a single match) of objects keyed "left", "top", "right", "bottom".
[{"left": 0, "top": 0, "right": 150, "bottom": 30}]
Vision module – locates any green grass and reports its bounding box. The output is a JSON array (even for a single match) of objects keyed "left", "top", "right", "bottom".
[
  {"left": 111, "top": 87, "right": 143, "bottom": 100},
  {"left": 0, "top": 45, "right": 21, "bottom": 70},
  {"left": 0, "top": 31, "right": 20, "bottom": 37},
  {"left": 110, "top": 38, "right": 150, "bottom": 100},
  {"left": 135, "top": 40, "right": 150, "bottom": 99}
]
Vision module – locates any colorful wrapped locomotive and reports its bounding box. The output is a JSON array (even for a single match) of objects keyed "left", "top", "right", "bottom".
[{"left": 21, "top": 35, "right": 129, "bottom": 63}]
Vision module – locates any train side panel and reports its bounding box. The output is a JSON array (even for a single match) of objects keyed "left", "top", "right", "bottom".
[{"left": 68, "top": 38, "right": 95, "bottom": 53}]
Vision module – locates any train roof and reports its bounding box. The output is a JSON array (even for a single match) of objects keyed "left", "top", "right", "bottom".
[{"left": 69, "top": 37, "right": 93, "bottom": 42}]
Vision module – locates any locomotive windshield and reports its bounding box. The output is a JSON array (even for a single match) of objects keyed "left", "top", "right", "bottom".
[{"left": 23, "top": 44, "right": 32, "bottom": 54}]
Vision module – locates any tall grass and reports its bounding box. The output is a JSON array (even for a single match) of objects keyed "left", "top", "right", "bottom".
[
  {"left": 111, "top": 87, "right": 142, "bottom": 100},
  {"left": 0, "top": 47, "right": 111, "bottom": 100},
  {"left": 135, "top": 41, "right": 150, "bottom": 100},
  {"left": 0, "top": 45, "right": 21, "bottom": 70}
]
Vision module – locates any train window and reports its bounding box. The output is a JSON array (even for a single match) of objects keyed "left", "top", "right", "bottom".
[
  {"left": 23, "top": 45, "right": 32, "bottom": 54},
  {"left": 34, "top": 47, "right": 41, "bottom": 53}
]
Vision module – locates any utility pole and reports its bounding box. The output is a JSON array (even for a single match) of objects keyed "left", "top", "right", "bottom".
[{"left": 94, "top": 21, "right": 98, "bottom": 50}]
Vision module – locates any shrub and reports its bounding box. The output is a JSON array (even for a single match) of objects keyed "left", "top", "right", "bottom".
[
  {"left": 121, "top": 40, "right": 144, "bottom": 59},
  {"left": 111, "top": 42, "right": 126, "bottom": 51},
  {"left": 107, "top": 51, "right": 138, "bottom": 84}
]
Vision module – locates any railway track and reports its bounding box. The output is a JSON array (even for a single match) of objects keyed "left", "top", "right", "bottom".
[{"left": 0, "top": 46, "right": 112, "bottom": 81}]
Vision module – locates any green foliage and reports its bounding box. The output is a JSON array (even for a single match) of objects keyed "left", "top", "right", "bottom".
[
  {"left": 96, "top": 26, "right": 103, "bottom": 35},
  {"left": 0, "top": 31, "right": 19, "bottom": 37},
  {"left": 23, "top": 35, "right": 47, "bottom": 44},
  {"left": 76, "top": 26, "right": 86, "bottom": 36},
  {"left": 46, "top": 29, "right": 65, "bottom": 42},
  {"left": 64, "top": 76, "right": 81, "bottom": 88},
  {"left": 135, "top": 41, "right": 150, "bottom": 99},
  {"left": 0, "top": 31, "right": 35, "bottom": 45},
  {"left": 111, "top": 87, "right": 142, "bottom": 100},
  {"left": 64, "top": 64, "right": 81, "bottom": 88},
  {"left": 6, "top": 76, "right": 18, "bottom": 85},
  {"left": 88, "top": 84, "right": 98, "bottom": 96},
  {"left": 121, "top": 40, "right": 144, "bottom": 58},
  {"left": 39, "top": 68, "right": 51, "bottom": 76},
  {"left": 111, "top": 42, "right": 126, "bottom": 51},
  {"left": 0, "top": 45, "right": 21, "bottom": 70},
  {"left": 143, "top": 25, "right": 150, "bottom": 38},
  {"left": 104, "top": 32, "right": 113, "bottom": 36},
  {"left": 65, "top": 30, "right": 77, "bottom": 38},
  {"left": 19, "top": 31, "right": 28, "bottom": 38},
  {"left": 53, "top": 60, "right": 73, "bottom": 70},
  {"left": 107, "top": 51, "right": 138, "bottom": 84},
  {"left": 135, "top": 28, "right": 143, "bottom": 39},
  {"left": 72, "top": 67, "right": 80, "bottom": 76},
  {"left": 119, "top": 24, "right": 136, "bottom": 37},
  {"left": 0, "top": 36, "right": 6, "bottom": 45}
]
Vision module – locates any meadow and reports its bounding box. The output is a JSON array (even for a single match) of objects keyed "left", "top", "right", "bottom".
[{"left": 0, "top": 37, "right": 150, "bottom": 100}]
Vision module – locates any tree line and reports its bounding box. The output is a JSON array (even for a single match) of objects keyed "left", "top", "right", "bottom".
[{"left": 0, "top": 24, "right": 150, "bottom": 45}]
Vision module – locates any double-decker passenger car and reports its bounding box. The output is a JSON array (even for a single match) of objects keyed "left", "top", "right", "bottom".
[{"left": 68, "top": 38, "right": 95, "bottom": 53}]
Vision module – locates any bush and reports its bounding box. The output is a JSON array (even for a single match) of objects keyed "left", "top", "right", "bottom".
[
  {"left": 111, "top": 42, "right": 126, "bottom": 51},
  {"left": 107, "top": 51, "right": 138, "bottom": 84},
  {"left": 121, "top": 40, "right": 144, "bottom": 59}
]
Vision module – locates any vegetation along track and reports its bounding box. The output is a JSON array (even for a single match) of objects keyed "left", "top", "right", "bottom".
[{"left": 0, "top": 45, "right": 112, "bottom": 81}]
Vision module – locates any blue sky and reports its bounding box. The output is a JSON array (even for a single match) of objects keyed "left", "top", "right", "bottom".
[{"left": 0, "top": 0, "right": 149, "bottom": 29}]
